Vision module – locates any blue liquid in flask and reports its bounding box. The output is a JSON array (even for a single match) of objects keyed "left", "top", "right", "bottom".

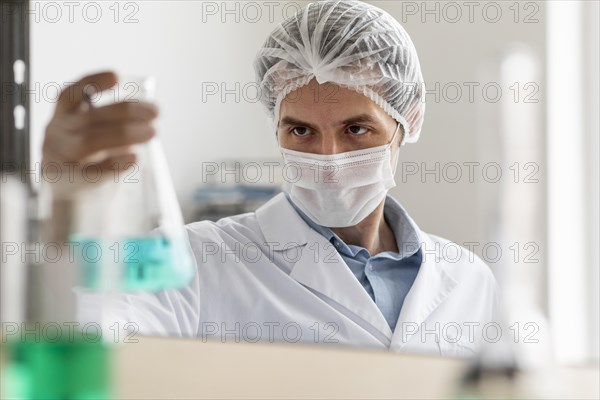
[{"left": 72, "top": 235, "right": 194, "bottom": 291}]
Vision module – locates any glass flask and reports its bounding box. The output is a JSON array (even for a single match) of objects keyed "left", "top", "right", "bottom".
[
  {"left": 70, "top": 76, "right": 195, "bottom": 292},
  {"left": 1, "top": 176, "right": 111, "bottom": 400}
]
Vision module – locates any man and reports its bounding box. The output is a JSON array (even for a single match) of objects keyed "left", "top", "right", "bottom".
[{"left": 43, "top": 0, "right": 499, "bottom": 357}]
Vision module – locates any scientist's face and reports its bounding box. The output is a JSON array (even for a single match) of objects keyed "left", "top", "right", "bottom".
[{"left": 277, "top": 78, "right": 404, "bottom": 155}]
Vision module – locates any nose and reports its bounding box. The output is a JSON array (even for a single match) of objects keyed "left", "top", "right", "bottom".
[{"left": 316, "top": 131, "right": 342, "bottom": 155}]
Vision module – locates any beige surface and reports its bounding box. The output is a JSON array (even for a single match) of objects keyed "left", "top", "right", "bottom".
[
  {"left": 114, "top": 336, "right": 466, "bottom": 399},
  {"left": 113, "top": 336, "right": 600, "bottom": 399}
]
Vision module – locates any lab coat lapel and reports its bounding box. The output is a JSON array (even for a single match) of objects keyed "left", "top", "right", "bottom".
[
  {"left": 390, "top": 232, "right": 459, "bottom": 350},
  {"left": 256, "top": 194, "right": 393, "bottom": 341},
  {"left": 255, "top": 193, "right": 311, "bottom": 250},
  {"left": 289, "top": 229, "right": 393, "bottom": 341}
]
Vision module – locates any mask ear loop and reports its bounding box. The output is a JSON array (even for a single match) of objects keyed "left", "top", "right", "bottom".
[
  {"left": 388, "top": 121, "right": 401, "bottom": 147},
  {"left": 389, "top": 121, "right": 402, "bottom": 175}
]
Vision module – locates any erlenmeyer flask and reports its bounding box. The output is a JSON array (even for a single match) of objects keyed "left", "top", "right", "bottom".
[{"left": 70, "top": 76, "right": 195, "bottom": 292}]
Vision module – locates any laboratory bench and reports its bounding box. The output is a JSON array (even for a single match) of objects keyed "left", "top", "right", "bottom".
[{"left": 112, "top": 335, "right": 599, "bottom": 399}]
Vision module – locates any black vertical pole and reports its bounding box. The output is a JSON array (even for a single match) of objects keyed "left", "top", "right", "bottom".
[
  {"left": 1, "top": 1, "right": 37, "bottom": 324},
  {"left": 1, "top": 0, "right": 30, "bottom": 187}
]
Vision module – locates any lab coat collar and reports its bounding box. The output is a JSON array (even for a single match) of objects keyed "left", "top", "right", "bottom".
[
  {"left": 256, "top": 193, "right": 393, "bottom": 341},
  {"left": 255, "top": 193, "right": 311, "bottom": 250},
  {"left": 290, "top": 228, "right": 395, "bottom": 342},
  {"left": 255, "top": 193, "right": 459, "bottom": 347},
  {"left": 390, "top": 231, "right": 459, "bottom": 350},
  {"left": 378, "top": 196, "right": 459, "bottom": 350}
]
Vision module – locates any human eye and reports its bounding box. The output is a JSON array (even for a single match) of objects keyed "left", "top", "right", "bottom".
[
  {"left": 347, "top": 125, "right": 369, "bottom": 136},
  {"left": 291, "top": 126, "right": 312, "bottom": 137}
]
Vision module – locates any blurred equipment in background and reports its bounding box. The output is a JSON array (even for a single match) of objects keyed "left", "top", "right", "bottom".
[
  {"left": 1, "top": 176, "right": 111, "bottom": 399},
  {"left": 191, "top": 158, "right": 282, "bottom": 222}
]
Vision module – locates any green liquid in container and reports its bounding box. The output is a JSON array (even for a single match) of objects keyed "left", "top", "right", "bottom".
[
  {"left": 2, "top": 332, "right": 111, "bottom": 400},
  {"left": 71, "top": 235, "right": 195, "bottom": 292}
]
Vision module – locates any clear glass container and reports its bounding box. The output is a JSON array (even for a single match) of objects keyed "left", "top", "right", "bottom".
[
  {"left": 70, "top": 76, "right": 195, "bottom": 292},
  {"left": 1, "top": 176, "right": 112, "bottom": 399}
]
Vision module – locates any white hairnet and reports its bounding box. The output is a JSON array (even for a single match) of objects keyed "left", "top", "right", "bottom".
[{"left": 253, "top": 0, "right": 426, "bottom": 144}]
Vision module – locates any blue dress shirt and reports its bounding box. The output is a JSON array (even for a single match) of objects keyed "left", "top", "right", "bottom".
[{"left": 285, "top": 193, "right": 422, "bottom": 331}]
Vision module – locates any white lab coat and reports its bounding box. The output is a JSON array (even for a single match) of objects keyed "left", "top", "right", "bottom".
[{"left": 77, "top": 193, "right": 500, "bottom": 358}]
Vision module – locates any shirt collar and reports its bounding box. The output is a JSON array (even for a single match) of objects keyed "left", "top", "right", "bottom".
[{"left": 284, "top": 192, "right": 421, "bottom": 260}]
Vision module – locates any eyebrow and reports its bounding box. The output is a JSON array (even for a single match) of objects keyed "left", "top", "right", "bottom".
[{"left": 279, "top": 114, "right": 378, "bottom": 129}]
